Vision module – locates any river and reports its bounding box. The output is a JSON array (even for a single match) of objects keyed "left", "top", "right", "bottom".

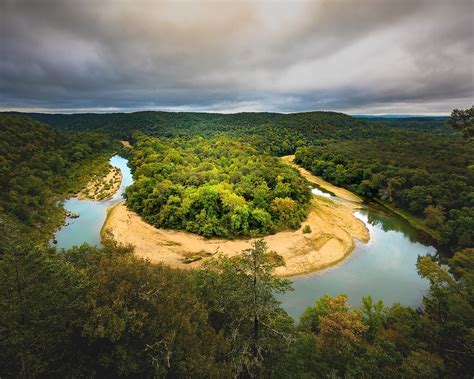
[
  {"left": 55, "top": 155, "right": 434, "bottom": 319},
  {"left": 54, "top": 155, "right": 133, "bottom": 249},
  {"left": 277, "top": 186, "right": 433, "bottom": 318}
]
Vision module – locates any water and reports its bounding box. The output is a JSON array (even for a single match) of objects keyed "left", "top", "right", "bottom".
[
  {"left": 311, "top": 187, "right": 333, "bottom": 198},
  {"left": 54, "top": 155, "right": 133, "bottom": 249},
  {"left": 279, "top": 207, "right": 434, "bottom": 320},
  {"left": 55, "top": 156, "right": 434, "bottom": 320}
]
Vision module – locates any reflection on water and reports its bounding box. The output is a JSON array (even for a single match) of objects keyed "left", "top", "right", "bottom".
[
  {"left": 311, "top": 187, "right": 332, "bottom": 198},
  {"left": 279, "top": 209, "right": 434, "bottom": 320},
  {"left": 54, "top": 155, "right": 133, "bottom": 249}
]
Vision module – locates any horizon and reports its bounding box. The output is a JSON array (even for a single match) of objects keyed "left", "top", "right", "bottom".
[{"left": 0, "top": 107, "right": 452, "bottom": 117}]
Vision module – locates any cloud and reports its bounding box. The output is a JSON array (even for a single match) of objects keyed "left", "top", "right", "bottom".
[{"left": 1, "top": 0, "right": 472, "bottom": 113}]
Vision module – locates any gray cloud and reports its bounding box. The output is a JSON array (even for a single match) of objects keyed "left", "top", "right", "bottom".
[{"left": 0, "top": 0, "right": 473, "bottom": 114}]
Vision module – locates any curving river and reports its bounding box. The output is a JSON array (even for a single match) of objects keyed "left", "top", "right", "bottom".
[
  {"left": 55, "top": 155, "right": 433, "bottom": 319},
  {"left": 54, "top": 155, "right": 133, "bottom": 249}
]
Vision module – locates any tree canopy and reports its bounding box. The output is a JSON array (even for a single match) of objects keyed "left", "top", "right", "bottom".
[
  {"left": 0, "top": 114, "right": 118, "bottom": 243},
  {"left": 1, "top": 240, "right": 472, "bottom": 378},
  {"left": 125, "top": 134, "right": 311, "bottom": 237}
]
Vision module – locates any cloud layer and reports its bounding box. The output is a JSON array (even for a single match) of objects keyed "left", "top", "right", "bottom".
[{"left": 1, "top": 0, "right": 473, "bottom": 114}]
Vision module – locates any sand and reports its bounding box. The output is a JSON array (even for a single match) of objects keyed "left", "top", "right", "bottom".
[
  {"left": 102, "top": 190, "right": 369, "bottom": 277},
  {"left": 77, "top": 164, "right": 122, "bottom": 201},
  {"left": 280, "top": 155, "right": 363, "bottom": 203}
]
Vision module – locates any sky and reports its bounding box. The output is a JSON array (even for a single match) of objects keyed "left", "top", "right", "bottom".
[{"left": 1, "top": 0, "right": 473, "bottom": 114}]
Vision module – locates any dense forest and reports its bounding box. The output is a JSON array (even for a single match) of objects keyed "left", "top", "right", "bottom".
[
  {"left": 0, "top": 114, "right": 118, "bottom": 244},
  {"left": 28, "top": 110, "right": 473, "bottom": 254},
  {"left": 294, "top": 132, "right": 473, "bottom": 253},
  {"left": 125, "top": 134, "right": 311, "bottom": 237},
  {"left": 1, "top": 238, "right": 472, "bottom": 377},
  {"left": 355, "top": 116, "right": 450, "bottom": 133},
  {"left": 1, "top": 110, "right": 473, "bottom": 377}
]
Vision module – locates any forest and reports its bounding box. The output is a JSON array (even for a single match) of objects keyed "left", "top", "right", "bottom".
[
  {"left": 0, "top": 114, "right": 118, "bottom": 245},
  {"left": 1, "top": 110, "right": 473, "bottom": 377},
  {"left": 294, "top": 132, "right": 473, "bottom": 254},
  {"left": 1, "top": 238, "right": 472, "bottom": 377},
  {"left": 125, "top": 134, "right": 311, "bottom": 237}
]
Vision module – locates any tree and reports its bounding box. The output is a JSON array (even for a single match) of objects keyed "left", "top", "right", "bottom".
[
  {"left": 0, "top": 247, "right": 88, "bottom": 377},
  {"left": 424, "top": 204, "right": 445, "bottom": 228},
  {"left": 298, "top": 295, "right": 369, "bottom": 377},
  {"left": 448, "top": 106, "right": 474, "bottom": 139},
  {"left": 270, "top": 197, "right": 300, "bottom": 228},
  {"left": 64, "top": 239, "right": 229, "bottom": 378},
  {"left": 361, "top": 295, "right": 385, "bottom": 341},
  {"left": 401, "top": 350, "right": 445, "bottom": 378},
  {"left": 125, "top": 134, "right": 311, "bottom": 238},
  {"left": 195, "top": 240, "right": 293, "bottom": 377},
  {"left": 417, "top": 255, "right": 474, "bottom": 376}
]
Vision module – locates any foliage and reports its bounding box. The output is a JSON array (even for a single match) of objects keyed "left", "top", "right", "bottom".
[
  {"left": 0, "top": 245, "right": 87, "bottom": 377},
  {"left": 28, "top": 110, "right": 473, "bottom": 254},
  {"left": 1, "top": 110, "right": 472, "bottom": 377},
  {"left": 416, "top": 252, "right": 474, "bottom": 374},
  {"left": 0, "top": 114, "right": 118, "bottom": 244},
  {"left": 448, "top": 106, "right": 474, "bottom": 139},
  {"left": 294, "top": 128, "right": 474, "bottom": 254},
  {"left": 195, "top": 240, "right": 293, "bottom": 377},
  {"left": 125, "top": 135, "right": 311, "bottom": 237},
  {"left": 291, "top": 250, "right": 474, "bottom": 378},
  {"left": 1, "top": 239, "right": 473, "bottom": 378},
  {"left": 0, "top": 240, "right": 230, "bottom": 377}
]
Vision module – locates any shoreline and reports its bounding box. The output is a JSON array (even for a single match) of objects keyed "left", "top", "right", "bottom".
[
  {"left": 372, "top": 198, "right": 440, "bottom": 247},
  {"left": 101, "top": 155, "right": 370, "bottom": 277},
  {"left": 280, "top": 155, "right": 364, "bottom": 203},
  {"left": 102, "top": 195, "right": 369, "bottom": 277},
  {"left": 77, "top": 164, "right": 123, "bottom": 202},
  {"left": 281, "top": 155, "right": 440, "bottom": 248}
]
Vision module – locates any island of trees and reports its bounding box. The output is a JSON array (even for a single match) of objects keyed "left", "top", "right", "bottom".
[{"left": 125, "top": 134, "right": 311, "bottom": 237}]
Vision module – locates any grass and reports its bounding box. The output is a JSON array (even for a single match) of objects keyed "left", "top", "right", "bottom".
[{"left": 180, "top": 250, "right": 215, "bottom": 264}]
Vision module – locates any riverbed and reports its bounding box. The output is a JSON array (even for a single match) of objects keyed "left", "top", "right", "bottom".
[{"left": 55, "top": 154, "right": 433, "bottom": 319}]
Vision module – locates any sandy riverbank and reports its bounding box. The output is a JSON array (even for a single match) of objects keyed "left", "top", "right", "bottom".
[
  {"left": 102, "top": 194, "right": 369, "bottom": 277},
  {"left": 280, "top": 155, "right": 363, "bottom": 203},
  {"left": 78, "top": 164, "right": 123, "bottom": 201}
]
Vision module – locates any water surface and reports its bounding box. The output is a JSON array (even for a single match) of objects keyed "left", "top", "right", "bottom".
[
  {"left": 54, "top": 155, "right": 133, "bottom": 249},
  {"left": 279, "top": 206, "right": 434, "bottom": 320}
]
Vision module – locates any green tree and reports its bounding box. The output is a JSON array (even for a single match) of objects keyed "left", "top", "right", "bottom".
[
  {"left": 361, "top": 295, "right": 385, "bottom": 341},
  {"left": 298, "top": 295, "right": 369, "bottom": 377},
  {"left": 424, "top": 204, "right": 446, "bottom": 228},
  {"left": 448, "top": 106, "right": 474, "bottom": 138},
  {"left": 0, "top": 246, "right": 88, "bottom": 377},
  {"left": 417, "top": 254, "right": 474, "bottom": 376},
  {"left": 195, "top": 240, "right": 293, "bottom": 377},
  {"left": 64, "top": 239, "right": 229, "bottom": 377}
]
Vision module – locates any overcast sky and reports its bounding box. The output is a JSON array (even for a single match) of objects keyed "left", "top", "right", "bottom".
[{"left": 1, "top": 0, "right": 473, "bottom": 114}]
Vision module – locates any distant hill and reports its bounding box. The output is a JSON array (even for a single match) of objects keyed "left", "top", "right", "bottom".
[{"left": 355, "top": 115, "right": 450, "bottom": 132}]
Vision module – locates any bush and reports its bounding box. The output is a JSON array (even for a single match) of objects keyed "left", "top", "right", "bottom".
[{"left": 302, "top": 225, "right": 312, "bottom": 234}]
